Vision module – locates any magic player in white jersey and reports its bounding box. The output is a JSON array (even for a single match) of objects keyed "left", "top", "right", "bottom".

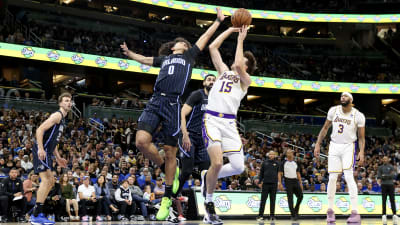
[
  {"left": 200, "top": 26, "right": 256, "bottom": 225},
  {"left": 314, "top": 92, "right": 365, "bottom": 223}
]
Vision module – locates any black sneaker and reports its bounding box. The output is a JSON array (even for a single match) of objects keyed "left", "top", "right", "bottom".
[
  {"left": 270, "top": 216, "right": 276, "bottom": 221},
  {"left": 203, "top": 202, "right": 222, "bottom": 225}
]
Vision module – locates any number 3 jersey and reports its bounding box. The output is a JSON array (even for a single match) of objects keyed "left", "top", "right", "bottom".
[
  {"left": 327, "top": 105, "right": 365, "bottom": 144},
  {"left": 206, "top": 70, "right": 246, "bottom": 115}
]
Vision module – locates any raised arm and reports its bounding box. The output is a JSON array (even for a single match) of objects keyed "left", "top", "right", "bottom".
[
  {"left": 209, "top": 27, "right": 238, "bottom": 75},
  {"left": 195, "top": 7, "right": 227, "bottom": 51},
  {"left": 120, "top": 42, "right": 153, "bottom": 66},
  {"left": 232, "top": 26, "right": 252, "bottom": 89}
]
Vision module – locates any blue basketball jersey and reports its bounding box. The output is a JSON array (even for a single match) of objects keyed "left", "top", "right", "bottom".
[{"left": 153, "top": 45, "right": 200, "bottom": 96}]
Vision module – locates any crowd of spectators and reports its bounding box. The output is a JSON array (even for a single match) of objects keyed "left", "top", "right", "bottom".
[{"left": 0, "top": 99, "right": 397, "bottom": 221}]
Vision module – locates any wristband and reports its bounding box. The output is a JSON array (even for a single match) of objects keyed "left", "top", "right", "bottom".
[{"left": 216, "top": 18, "right": 222, "bottom": 23}]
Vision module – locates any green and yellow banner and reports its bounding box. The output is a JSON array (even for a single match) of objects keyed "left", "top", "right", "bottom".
[
  {"left": 1, "top": 42, "right": 400, "bottom": 94},
  {"left": 130, "top": 0, "right": 400, "bottom": 23},
  {"left": 195, "top": 191, "right": 400, "bottom": 215}
]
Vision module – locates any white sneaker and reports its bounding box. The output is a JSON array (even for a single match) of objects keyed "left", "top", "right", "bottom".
[
  {"left": 383, "top": 215, "right": 387, "bottom": 224},
  {"left": 393, "top": 215, "right": 398, "bottom": 224}
]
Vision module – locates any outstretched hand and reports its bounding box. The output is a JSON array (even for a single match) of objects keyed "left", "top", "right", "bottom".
[
  {"left": 216, "top": 7, "right": 228, "bottom": 22},
  {"left": 120, "top": 42, "right": 130, "bottom": 56}
]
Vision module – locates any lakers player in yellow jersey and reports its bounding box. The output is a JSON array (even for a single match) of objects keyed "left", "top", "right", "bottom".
[{"left": 314, "top": 92, "right": 365, "bottom": 223}]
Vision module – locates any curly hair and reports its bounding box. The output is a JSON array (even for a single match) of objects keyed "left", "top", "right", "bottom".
[{"left": 158, "top": 37, "right": 192, "bottom": 56}]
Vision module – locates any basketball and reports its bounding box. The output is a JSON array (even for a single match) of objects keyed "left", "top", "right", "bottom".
[{"left": 231, "top": 8, "right": 252, "bottom": 27}]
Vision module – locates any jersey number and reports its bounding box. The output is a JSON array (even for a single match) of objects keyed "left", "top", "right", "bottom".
[
  {"left": 168, "top": 65, "right": 174, "bottom": 75},
  {"left": 338, "top": 124, "right": 344, "bottom": 134},
  {"left": 219, "top": 81, "right": 233, "bottom": 93}
]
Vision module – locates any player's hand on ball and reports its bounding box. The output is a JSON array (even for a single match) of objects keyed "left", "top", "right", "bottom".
[
  {"left": 216, "top": 7, "right": 228, "bottom": 22},
  {"left": 228, "top": 27, "right": 241, "bottom": 32},
  {"left": 238, "top": 25, "right": 248, "bottom": 41},
  {"left": 182, "top": 134, "right": 192, "bottom": 152},
  {"left": 120, "top": 42, "right": 130, "bottom": 56}
]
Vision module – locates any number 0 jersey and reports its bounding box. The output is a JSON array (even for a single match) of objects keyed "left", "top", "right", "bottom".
[
  {"left": 206, "top": 71, "right": 246, "bottom": 115},
  {"left": 327, "top": 105, "right": 365, "bottom": 144}
]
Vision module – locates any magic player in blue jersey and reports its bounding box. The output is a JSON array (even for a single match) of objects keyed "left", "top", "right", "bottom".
[
  {"left": 120, "top": 8, "right": 227, "bottom": 220},
  {"left": 30, "top": 92, "right": 71, "bottom": 225}
]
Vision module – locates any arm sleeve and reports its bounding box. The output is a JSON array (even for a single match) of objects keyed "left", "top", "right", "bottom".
[
  {"left": 356, "top": 111, "right": 366, "bottom": 127},
  {"left": 296, "top": 163, "right": 301, "bottom": 172},
  {"left": 377, "top": 166, "right": 382, "bottom": 179},
  {"left": 185, "top": 91, "right": 202, "bottom": 107},
  {"left": 152, "top": 56, "right": 166, "bottom": 67},
  {"left": 184, "top": 44, "right": 200, "bottom": 61},
  {"left": 259, "top": 162, "right": 265, "bottom": 181},
  {"left": 326, "top": 107, "right": 336, "bottom": 121}
]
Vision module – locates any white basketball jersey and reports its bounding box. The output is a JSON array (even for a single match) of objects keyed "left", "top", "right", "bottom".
[
  {"left": 327, "top": 105, "right": 365, "bottom": 144},
  {"left": 206, "top": 71, "right": 246, "bottom": 115}
]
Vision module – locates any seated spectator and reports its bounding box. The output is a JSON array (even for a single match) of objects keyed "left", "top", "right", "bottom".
[
  {"left": 44, "top": 174, "right": 63, "bottom": 222},
  {"left": 21, "top": 155, "right": 33, "bottom": 173},
  {"left": 127, "top": 176, "right": 147, "bottom": 221},
  {"left": 153, "top": 177, "right": 165, "bottom": 200},
  {"left": 23, "top": 171, "right": 39, "bottom": 214},
  {"left": 94, "top": 175, "right": 117, "bottom": 221},
  {"left": 115, "top": 180, "right": 135, "bottom": 221},
  {"left": 77, "top": 176, "right": 96, "bottom": 222},
  {"left": 143, "top": 185, "right": 161, "bottom": 205},
  {"left": 60, "top": 173, "right": 79, "bottom": 221},
  {"left": 0, "top": 168, "right": 27, "bottom": 222}
]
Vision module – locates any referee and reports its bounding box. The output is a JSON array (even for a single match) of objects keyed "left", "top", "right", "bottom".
[
  {"left": 378, "top": 156, "right": 398, "bottom": 224},
  {"left": 278, "top": 149, "right": 303, "bottom": 221},
  {"left": 257, "top": 151, "right": 279, "bottom": 222}
]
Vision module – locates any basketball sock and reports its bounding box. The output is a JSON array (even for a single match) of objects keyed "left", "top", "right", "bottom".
[
  {"left": 327, "top": 173, "right": 339, "bottom": 210},
  {"left": 217, "top": 153, "right": 244, "bottom": 178},
  {"left": 344, "top": 170, "right": 358, "bottom": 212},
  {"left": 165, "top": 185, "right": 172, "bottom": 198},
  {"left": 33, "top": 202, "right": 44, "bottom": 217},
  {"left": 205, "top": 193, "right": 213, "bottom": 203}
]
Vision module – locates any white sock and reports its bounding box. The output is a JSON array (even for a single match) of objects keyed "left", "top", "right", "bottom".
[
  {"left": 205, "top": 193, "right": 213, "bottom": 203},
  {"left": 327, "top": 173, "right": 339, "bottom": 210},
  {"left": 344, "top": 170, "right": 358, "bottom": 212},
  {"left": 217, "top": 152, "right": 245, "bottom": 178}
]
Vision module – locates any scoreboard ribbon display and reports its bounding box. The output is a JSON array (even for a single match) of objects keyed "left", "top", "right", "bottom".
[
  {"left": 195, "top": 190, "right": 400, "bottom": 216},
  {"left": 130, "top": 0, "right": 400, "bottom": 23},
  {"left": 1, "top": 42, "right": 400, "bottom": 94}
]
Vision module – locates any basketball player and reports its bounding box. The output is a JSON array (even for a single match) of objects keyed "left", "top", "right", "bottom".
[
  {"left": 175, "top": 74, "right": 216, "bottom": 197},
  {"left": 314, "top": 92, "right": 365, "bottom": 223},
  {"left": 120, "top": 8, "right": 227, "bottom": 221},
  {"left": 30, "top": 93, "right": 71, "bottom": 225},
  {"left": 201, "top": 26, "right": 256, "bottom": 225}
]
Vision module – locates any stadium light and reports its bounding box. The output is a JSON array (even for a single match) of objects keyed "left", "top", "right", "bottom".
[
  {"left": 304, "top": 99, "right": 317, "bottom": 104},
  {"left": 382, "top": 99, "right": 398, "bottom": 105}
]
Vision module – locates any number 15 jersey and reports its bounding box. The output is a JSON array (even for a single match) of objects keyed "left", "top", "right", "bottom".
[
  {"left": 327, "top": 105, "right": 365, "bottom": 144},
  {"left": 206, "top": 71, "right": 246, "bottom": 115}
]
